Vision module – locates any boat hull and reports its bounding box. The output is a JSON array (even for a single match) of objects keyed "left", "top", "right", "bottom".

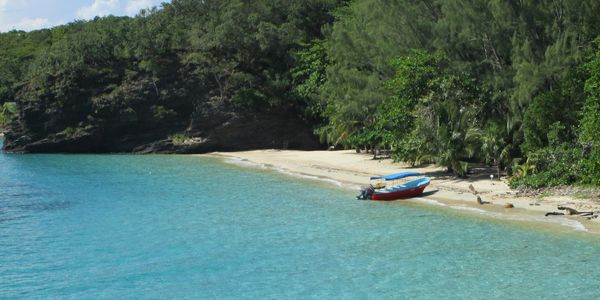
[{"left": 369, "top": 182, "right": 429, "bottom": 201}]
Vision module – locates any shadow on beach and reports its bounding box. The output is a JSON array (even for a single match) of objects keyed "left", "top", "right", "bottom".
[
  {"left": 421, "top": 189, "right": 439, "bottom": 197},
  {"left": 407, "top": 165, "right": 503, "bottom": 183}
]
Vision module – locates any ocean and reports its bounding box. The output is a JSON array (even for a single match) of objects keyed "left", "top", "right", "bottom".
[{"left": 1, "top": 139, "right": 600, "bottom": 299}]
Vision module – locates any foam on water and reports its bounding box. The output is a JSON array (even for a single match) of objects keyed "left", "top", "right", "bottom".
[
  {"left": 224, "top": 157, "right": 268, "bottom": 169},
  {"left": 413, "top": 197, "right": 448, "bottom": 207},
  {"left": 223, "top": 156, "right": 347, "bottom": 188},
  {"left": 413, "top": 198, "right": 588, "bottom": 232},
  {"left": 448, "top": 205, "right": 488, "bottom": 213}
]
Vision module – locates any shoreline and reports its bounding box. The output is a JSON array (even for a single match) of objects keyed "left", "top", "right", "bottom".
[{"left": 201, "top": 149, "right": 600, "bottom": 234}]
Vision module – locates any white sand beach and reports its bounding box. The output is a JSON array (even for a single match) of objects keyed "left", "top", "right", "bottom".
[{"left": 203, "top": 149, "right": 600, "bottom": 234}]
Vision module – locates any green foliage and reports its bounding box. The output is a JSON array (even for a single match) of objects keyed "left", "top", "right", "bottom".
[
  {"left": 427, "top": 91, "right": 482, "bottom": 177},
  {"left": 510, "top": 145, "right": 582, "bottom": 188},
  {"left": 366, "top": 50, "right": 447, "bottom": 152},
  {"left": 339, "top": 49, "right": 483, "bottom": 176},
  {"left": 521, "top": 68, "right": 586, "bottom": 153},
  {"left": 513, "top": 158, "right": 537, "bottom": 179},
  {"left": 0, "top": 30, "right": 52, "bottom": 103},
  {"left": 0, "top": 0, "right": 345, "bottom": 141},
  {"left": 317, "top": 0, "right": 439, "bottom": 145},
  {"left": 0, "top": 102, "right": 17, "bottom": 129},
  {"left": 389, "top": 51, "right": 482, "bottom": 176},
  {"left": 316, "top": 0, "right": 600, "bottom": 184},
  {"left": 578, "top": 41, "right": 600, "bottom": 185},
  {"left": 170, "top": 133, "right": 188, "bottom": 145},
  {"left": 61, "top": 127, "right": 77, "bottom": 136},
  {"left": 580, "top": 43, "right": 600, "bottom": 145},
  {"left": 481, "top": 121, "right": 511, "bottom": 174},
  {"left": 392, "top": 130, "right": 428, "bottom": 167},
  {"left": 291, "top": 39, "right": 328, "bottom": 120}
]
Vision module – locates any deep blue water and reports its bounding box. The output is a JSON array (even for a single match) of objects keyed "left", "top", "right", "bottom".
[{"left": 2, "top": 140, "right": 600, "bottom": 299}]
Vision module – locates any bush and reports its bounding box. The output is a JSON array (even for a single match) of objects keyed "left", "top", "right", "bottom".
[
  {"left": 509, "top": 145, "right": 582, "bottom": 188},
  {"left": 392, "top": 130, "right": 429, "bottom": 166},
  {"left": 61, "top": 127, "right": 77, "bottom": 136},
  {"left": 0, "top": 102, "right": 17, "bottom": 129},
  {"left": 170, "top": 133, "right": 188, "bottom": 145},
  {"left": 580, "top": 147, "right": 600, "bottom": 185}
]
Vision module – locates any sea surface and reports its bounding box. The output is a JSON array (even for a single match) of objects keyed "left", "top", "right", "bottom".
[{"left": 2, "top": 139, "right": 600, "bottom": 299}]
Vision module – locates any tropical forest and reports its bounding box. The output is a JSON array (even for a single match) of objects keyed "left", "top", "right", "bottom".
[{"left": 1, "top": 0, "right": 599, "bottom": 189}]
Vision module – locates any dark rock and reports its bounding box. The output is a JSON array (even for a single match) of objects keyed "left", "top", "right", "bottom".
[{"left": 2, "top": 86, "right": 322, "bottom": 154}]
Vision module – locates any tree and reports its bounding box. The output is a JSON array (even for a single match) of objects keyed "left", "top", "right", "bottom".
[{"left": 579, "top": 40, "right": 600, "bottom": 185}]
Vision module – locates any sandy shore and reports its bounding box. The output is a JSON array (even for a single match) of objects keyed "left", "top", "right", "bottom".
[{"left": 202, "top": 149, "right": 600, "bottom": 234}]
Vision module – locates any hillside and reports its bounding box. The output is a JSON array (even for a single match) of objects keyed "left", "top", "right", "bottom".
[{"left": 1, "top": 0, "right": 599, "bottom": 188}]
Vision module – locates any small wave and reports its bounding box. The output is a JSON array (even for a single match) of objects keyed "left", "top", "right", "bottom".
[
  {"left": 273, "top": 167, "right": 344, "bottom": 187},
  {"left": 477, "top": 212, "right": 587, "bottom": 232},
  {"left": 558, "top": 219, "right": 588, "bottom": 232},
  {"left": 413, "top": 198, "right": 448, "bottom": 207},
  {"left": 450, "top": 206, "right": 487, "bottom": 213},
  {"left": 224, "top": 157, "right": 267, "bottom": 169},
  {"left": 414, "top": 198, "right": 588, "bottom": 232},
  {"left": 223, "top": 157, "right": 346, "bottom": 188}
]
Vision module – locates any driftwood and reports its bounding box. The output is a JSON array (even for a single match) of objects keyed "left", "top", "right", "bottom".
[
  {"left": 476, "top": 196, "right": 491, "bottom": 205},
  {"left": 557, "top": 206, "right": 594, "bottom": 216},
  {"left": 468, "top": 184, "right": 478, "bottom": 195},
  {"left": 545, "top": 206, "right": 596, "bottom": 218}
]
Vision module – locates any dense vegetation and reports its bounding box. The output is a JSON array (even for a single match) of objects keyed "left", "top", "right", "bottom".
[
  {"left": 0, "top": 0, "right": 342, "bottom": 151},
  {"left": 0, "top": 0, "right": 599, "bottom": 187},
  {"left": 309, "top": 0, "right": 600, "bottom": 187}
]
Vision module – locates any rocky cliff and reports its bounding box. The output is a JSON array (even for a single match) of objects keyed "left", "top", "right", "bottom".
[{"left": 2, "top": 78, "right": 322, "bottom": 154}]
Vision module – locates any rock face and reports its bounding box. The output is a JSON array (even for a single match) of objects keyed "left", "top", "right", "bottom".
[{"left": 2, "top": 87, "right": 322, "bottom": 153}]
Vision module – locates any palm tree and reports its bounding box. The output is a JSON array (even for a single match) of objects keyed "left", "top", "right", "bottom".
[
  {"left": 431, "top": 100, "right": 481, "bottom": 177},
  {"left": 481, "top": 121, "right": 511, "bottom": 179}
]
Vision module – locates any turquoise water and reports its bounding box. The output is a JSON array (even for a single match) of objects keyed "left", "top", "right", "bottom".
[{"left": 2, "top": 141, "right": 600, "bottom": 298}]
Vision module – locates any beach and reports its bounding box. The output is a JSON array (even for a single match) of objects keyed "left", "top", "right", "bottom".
[{"left": 205, "top": 149, "right": 600, "bottom": 234}]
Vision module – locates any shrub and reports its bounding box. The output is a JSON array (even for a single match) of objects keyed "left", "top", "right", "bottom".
[
  {"left": 61, "top": 127, "right": 77, "bottom": 136},
  {"left": 170, "top": 133, "right": 188, "bottom": 145},
  {"left": 0, "top": 102, "right": 17, "bottom": 129},
  {"left": 509, "top": 145, "right": 582, "bottom": 188},
  {"left": 580, "top": 147, "right": 600, "bottom": 185}
]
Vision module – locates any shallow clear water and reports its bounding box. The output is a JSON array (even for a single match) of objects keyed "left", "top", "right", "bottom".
[{"left": 2, "top": 141, "right": 600, "bottom": 299}]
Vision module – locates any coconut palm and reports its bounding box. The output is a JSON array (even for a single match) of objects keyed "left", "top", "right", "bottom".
[
  {"left": 481, "top": 121, "right": 512, "bottom": 179},
  {"left": 429, "top": 95, "right": 481, "bottom": 177}
]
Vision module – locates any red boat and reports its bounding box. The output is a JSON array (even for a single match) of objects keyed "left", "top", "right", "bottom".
[{"left": 357, "top": 172, "right": 430, "bottom": 201}]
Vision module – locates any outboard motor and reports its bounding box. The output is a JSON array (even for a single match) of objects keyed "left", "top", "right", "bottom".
[{"left": 357, "top": 186, "right": 374, "bottom": 200}]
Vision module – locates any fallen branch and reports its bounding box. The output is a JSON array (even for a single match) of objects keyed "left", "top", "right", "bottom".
[
  {"left": 476, "top": 196, "right": 491, "bottom": 205},
  {"left": 557, "top": 206, "right": 594, "bottom": 216}
]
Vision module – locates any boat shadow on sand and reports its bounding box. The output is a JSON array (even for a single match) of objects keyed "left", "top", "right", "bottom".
[{"left": 420, "top": 189, "right": 439, "bottom": 197}]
